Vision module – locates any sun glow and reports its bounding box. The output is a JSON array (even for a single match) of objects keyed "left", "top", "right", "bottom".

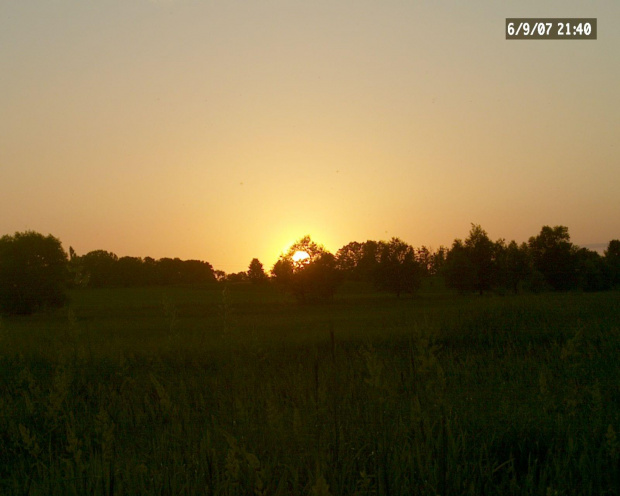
[{"left": 292, "top": 250, "right": 310, "bottom": 263}]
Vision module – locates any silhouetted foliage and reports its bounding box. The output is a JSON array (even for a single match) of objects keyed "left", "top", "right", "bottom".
[
  {"left": 3, "top": 227, "right": 616, "bottom": 302},
  {"left": 272, "top": 258, "right": 294, "bottom": 286},
  {"left": 415, "top": 246, "right": 432, "bottom": 277},
  {"left": 226, "top": 271, "right": 248, "bottom": 283},
  {"left": 444, "top": 239, "right": 476, "bottom": 293},
  {"left": 0, "top": 231, "right": 68, "bottom": 314},
  {"left": 430, "top": 246, "right": 448, "bottom": 276},
  {"left": 444, "top": 225, "right": 498, "bottom": 295},
  {"left": 496, "top": 240, "right": 532, "bottom": 293},
  {"left": 271, "top": 235, "right": 342, "bottom": 303},
  {"left": 247, "top": 258, "right": 268, "bottom": 284},
  {"left": 335, "top": 240, "right": 386, "bottom": 282},
  {"left": 443, "top": 224, "right": 616, "bottom": 294},
  {"left": 605, "top": 239, "right": 620, "bottom": 287},
  {"left": 73, "top": 251, "right": 216, "bottom": 287},
  {"left": 574, "top": 248, "right": 612, "bottom": 292},
  {"left": 373, "top": 238, "right": 421, "bottom": 297},
  {"left": 152, "top": 258, "right": 216, "bottom": 285},
  {"left": 337, "top": 240, "right": 449, "bottom": 291},
  {"left": 528, "top": 226, "right": 577, "bottom": 291},
  {"left": 335, "top": 241, "right": 365, "bottom": 278},
  {"left": 466, "top": 224, "right": 497, "bottom": 295},
  {"left": 80, "top": 250, "right": 119, "bottom": 287},
  {"left": 117, "top": 256, "right": 146, "bottom": 287},
  {"left": 67, "top": 246, "right": 88, "bottom": 287}
]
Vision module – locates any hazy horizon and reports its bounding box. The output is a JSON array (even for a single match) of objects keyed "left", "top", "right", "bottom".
[{"left": 2, "top": 1, "right": 618, "bottom": 272}]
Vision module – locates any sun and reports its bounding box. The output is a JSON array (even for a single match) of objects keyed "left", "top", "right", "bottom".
[{"left": 292, "top": 250, "right": 310, "bottom": 263}]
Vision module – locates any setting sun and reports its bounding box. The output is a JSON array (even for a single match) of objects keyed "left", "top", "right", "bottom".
[{"left": 292, "top": 250, "right": 310, "bottom": 263}]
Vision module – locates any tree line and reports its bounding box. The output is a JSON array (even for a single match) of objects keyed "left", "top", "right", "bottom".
[
  {"left": 1, "top": 225, "right": 619, "bottom": 313},
  {"left": 234, "top": 226, "right": 620, "bottom": 302},
  {"left": 68, "top": 249, "right": 216, "bottom": 288}
]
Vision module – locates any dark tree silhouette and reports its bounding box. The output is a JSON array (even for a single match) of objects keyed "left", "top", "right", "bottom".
[
  {"left": 574, "top": 248, "right": 611, "bottom": 292},
  {"left": 335, "top": 240, "right": 382, "bottom": 282},
  {"left": 444, "top": 225, "right": 497, "bottom": 295},
  {"left": 335, "top": 241, "right": 365, "bottom": 276},
  {"left": 415, "top": 246, "right": 433, "bottom": 276},
  {"left": 156, "top": 258, "right": 216, "bottom": 285},
  {"left": 116, "top": 256, "right": 145, "bottom": 287},
  {"left": 465, "top": 224, "right": 496, "bottom": 295},
  {"left": 272, "top": 258, "right": 294, "bottom": 286},
  {"left": 430, "top": 246, "right": 448, "bottom": 276},
  {"left": 0, "top": 231, "right": 68, "bottom": 314},
  {"left": 373, "top": 238, "right": 421, "bottom": 297},
  {"left": 528, "top": 226, "right": 576, "bottom": 290},
  {"left": 497, "top": 240, "right": 532, "bottom": 293},
  {"left": 226, "top": 271, "right": 248, "bottom": 283},
  {"left": 271, "top": 236, "right": 341, "bottom": 303},
  {"left": 75, "top": 250, "right": 216, "bottom": 287},
  {"left": 80, "top": 250, "right": 119, "bottom": 287},
  {"left": 605, "top": 240, "right": 620, "bottom": 287},
  {"left": 247, "top": 258, "right": 268, "bottom": 284},
  {"left": 444, "top": 239, "right": 476, "bottom": 293}
]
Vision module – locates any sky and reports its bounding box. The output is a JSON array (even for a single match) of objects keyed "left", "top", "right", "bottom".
[{"left": 1, "top": 0, "right": 618, "bottom": 273}]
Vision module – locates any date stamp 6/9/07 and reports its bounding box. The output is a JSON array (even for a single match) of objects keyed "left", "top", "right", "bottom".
[{"left": 506, "top": 18, "right": 597, "bottom": 40}]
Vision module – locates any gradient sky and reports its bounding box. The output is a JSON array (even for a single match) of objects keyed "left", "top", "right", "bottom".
[{"left": 2, "top": 1, "right": 618, "bottom": 273}]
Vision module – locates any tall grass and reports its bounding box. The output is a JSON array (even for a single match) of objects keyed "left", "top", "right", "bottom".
[{"left": 0, "top": 286, "right": 618, "bottom": 494}]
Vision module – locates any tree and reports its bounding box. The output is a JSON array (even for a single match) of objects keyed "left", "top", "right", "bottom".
[
  {"left": 373, "top": 238, "right": 421, "bottom": 297},
  {"left": 0, "top": 231, "right": 68, "bottom": 315},
  {"left": 430, "top": 246, "right": 448, "bottom": 276},
  {"left": 247, "top": 258, "right": 268, "bottom": 284},
  {"left": 178, "top": 259, "right": 216, "bottom": 284},
  {"left": 605, "top": 240, "right": 620, "bottom": 287},
  {"left": 226, "top": 271, "right": 248, "bottom": 283},
  {"left": 67, "top": 246, "right": 89, "bottom": 287},
  {"left": 155, "top": 258, "right": 216, "bottom": 285},
  {"left": 464, "top": 224, "right": 496, "bottom": 295},
  {"left": 574, "top": 248, "right": 611, "bottom": 292},
  {"left": 444, "top": 239, "right": 476, "bottom": 293},
  {"left": 335, "top": 241, "right": 364, "bottom": 276},
  {"left": 294, "top": 251, "right": 341, "bottom": 303},
  {"left": 415, "top": 246, "right": 432, "bottom": 277},
  {"left": 271, "top": 236, "right": 342, "bottom": 303},
  {"left": 444, "top": 225, "right": 497, "bottom": 295},
  {"left": 81, "top": 250, "right": 119, "bottom": 287},
  {"left": 501, "top": 241, "right": 532, "bottom": 293},
  {"left": 528, "top": 226, "right": 576, "bottom": 290},
  {"left": 116, "top": 256, "right": 145, "bottom": 286},
  {"left": 335, "top": 240, "right": 382, "bottom": 282}
]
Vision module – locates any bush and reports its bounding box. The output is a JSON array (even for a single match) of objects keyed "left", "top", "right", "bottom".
[{"left": 0, "top": 231, "right": 68, "bottom": 314}]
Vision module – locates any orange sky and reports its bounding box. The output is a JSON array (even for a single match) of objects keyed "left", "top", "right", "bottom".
[{"left": 1, "top": 1, "right": 618, "bottom": 273}]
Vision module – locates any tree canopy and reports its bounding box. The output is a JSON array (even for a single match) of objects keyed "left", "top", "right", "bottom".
[
  {"left": 70, "top": 251, "right": 217, "bottom": 287},
  {"left": 0, "top": 231, "right": 68, "bottom": 314},
  {"left": 271, "top": 236, "right": 341, "bottom": 303},
  {"left": 247, "top": 258, "right": 268, "bottom": 284},
  {"left": 528, "top": 226, "right": 576, "bottom": 291},
  {"left": 444, "top": 224, "right": 499, "bottom": 295},
  {"left": 373, "top": 238, "right": 421, "bottom": 297}
]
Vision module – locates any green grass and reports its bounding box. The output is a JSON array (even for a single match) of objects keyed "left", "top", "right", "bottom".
[{"left": 0, "top": 284, "right": 619, "bottom": 495}]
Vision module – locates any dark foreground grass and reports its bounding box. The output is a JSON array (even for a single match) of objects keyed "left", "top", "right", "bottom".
[{"left": 0, "top": 285, "right": 619, "bottom": 495}]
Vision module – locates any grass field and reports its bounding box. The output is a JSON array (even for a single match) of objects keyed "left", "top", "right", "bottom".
[{"left": 1, "top": 283, "right": 619, "bottom": 495}]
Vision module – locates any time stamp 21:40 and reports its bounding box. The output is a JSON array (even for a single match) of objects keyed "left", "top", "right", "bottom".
[{"left": 506, "top": 18, "right": 597, "bottom": 40}]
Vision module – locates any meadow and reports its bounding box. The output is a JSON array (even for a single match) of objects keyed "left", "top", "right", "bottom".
[{"left": 0, "top": 283, "right": 619, "bottom": 495}]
